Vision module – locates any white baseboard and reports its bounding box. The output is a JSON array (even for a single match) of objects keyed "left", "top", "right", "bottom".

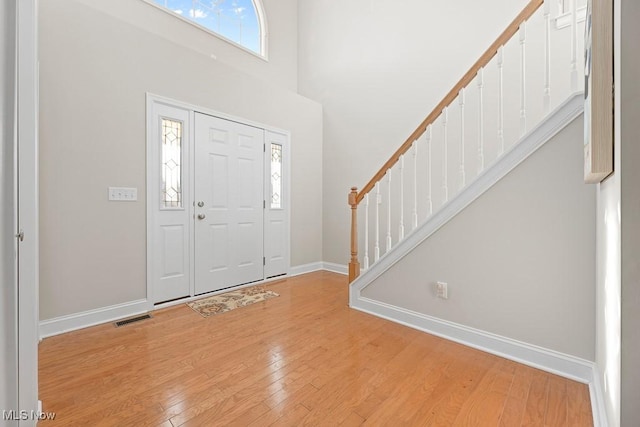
[
  {"left": 351, "top": 296, "right": 594, "bottom": 383},
  {"left": 39, "top": 299, "right": 148, "bottom": 339},
  {"left": 289, "top": 262, "right": 324, "bottom": 276},
  {"left": 322, "top": 262, "right": 348, "bottom": 275},
  {"left": 289, "top": 262, "right": 348, "bottom": 276}
]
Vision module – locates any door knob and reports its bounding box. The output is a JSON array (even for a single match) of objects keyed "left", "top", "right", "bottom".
[
  {"left": 197, "top": 201, "right": 205, "bottom": 207},
  {"left": 197, "top": 214, "right": 206, "bottom": 220}
]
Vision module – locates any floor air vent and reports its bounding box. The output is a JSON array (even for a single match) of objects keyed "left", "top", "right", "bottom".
[{"left": 114, "top": 314, "right": 152, "bottom": 327}]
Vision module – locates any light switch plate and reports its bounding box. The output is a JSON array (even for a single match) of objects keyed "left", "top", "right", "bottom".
[{"left": 108, "top": 187, "right": 137, "bottom": 201}]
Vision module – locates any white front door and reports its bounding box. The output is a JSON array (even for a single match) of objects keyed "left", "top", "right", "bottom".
[{"left": 194, "top": 113, "right": 265, "bottom": 295}]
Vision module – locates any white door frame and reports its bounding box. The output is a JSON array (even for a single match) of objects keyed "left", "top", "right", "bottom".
[
  {"left": 16, "top": 0, "right": 40, "bottom": 423},
  {"left": 146, "top": 94, "right": 290, "bottom": 308}
]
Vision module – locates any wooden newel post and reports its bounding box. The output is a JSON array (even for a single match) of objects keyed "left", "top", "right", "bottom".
[{"left": 348, "top": 187, "right": 360, "bottom": 283}]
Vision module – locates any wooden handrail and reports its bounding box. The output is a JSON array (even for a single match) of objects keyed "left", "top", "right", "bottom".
[{"left": 355, "top": 0, "right": 543, "bottom": 205}]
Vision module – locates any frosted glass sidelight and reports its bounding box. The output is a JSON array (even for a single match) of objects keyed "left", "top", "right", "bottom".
[
  {"left": 161, "top": 118, "right": 183, "bottom": 209},
  {"left": 270, "top": 143, "right": 283, "bottom": 209}
]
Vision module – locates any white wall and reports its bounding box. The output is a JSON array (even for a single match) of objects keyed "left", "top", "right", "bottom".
[
  {"left": 618, "top": 0, "right": 640, "bottom": 424},
  {"left": 81, "top": 0, "right": 299, "bottom": 92},
  {"left": 38, "top": 0, "right": 323, "bottom": 320},
  {"left": 361, "top": 117, "right": 595, "bottom": 359},
  {"left": 297, "top": 0, "right": 585, "bottom": 266},
  {"left": 0, "top": 0, "right": 18, "bottom": 417}
]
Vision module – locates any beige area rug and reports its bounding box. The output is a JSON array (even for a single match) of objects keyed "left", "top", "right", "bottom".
[{"left": 187, "top": 286, "right": 279, "bottom": 318}]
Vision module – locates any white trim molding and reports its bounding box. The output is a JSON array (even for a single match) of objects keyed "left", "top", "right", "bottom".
[
  {"left": 39, "top": 299, "right": 149, "bottom": 339},
  {"left": 289, "top": 262, "right": 348, "bottom": 277},
  {"left": 289, "top": 262, "right": 324, "bottom": 277},
  {"left": 322, "top": 262, "right": 348, "bottom": 275},
  {"left": 16, "top": 0, "right": 40, "bottom": 421}
]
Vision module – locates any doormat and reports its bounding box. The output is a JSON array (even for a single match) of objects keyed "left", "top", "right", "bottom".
[{"left": 187, "top": 286, "right": 279, "bottom": 318}]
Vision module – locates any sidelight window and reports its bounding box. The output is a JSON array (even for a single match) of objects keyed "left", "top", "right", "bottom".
[
  {"left": 161, "top": 118, "right": 183, "bottom": 209},
  {"left": 270, "top": 143, "right": 282, "bottom": 209}
]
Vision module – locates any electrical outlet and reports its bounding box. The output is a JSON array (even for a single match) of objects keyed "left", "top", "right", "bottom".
[{"left": 436, "top": 281, "right": 448, "bottom": 299}]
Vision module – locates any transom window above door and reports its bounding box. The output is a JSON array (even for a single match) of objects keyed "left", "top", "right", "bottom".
[{"left": 148, "top": 0, "right": 266, "bottom": 57}]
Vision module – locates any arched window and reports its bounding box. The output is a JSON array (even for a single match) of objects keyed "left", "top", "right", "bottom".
[{"left": 150, "top": 0, "right": 266, "bottom": 57}]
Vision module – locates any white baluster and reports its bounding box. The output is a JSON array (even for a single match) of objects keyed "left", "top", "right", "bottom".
[
  {"left": 398, "top": 156, "right": 405, "bottom": 241},
  {"left": 363, "top": 193, "right": 369, "bottom": 270},
  {"left": 442, "top": 107, "right": 449, "bottom": 203},
  {"left": 386, "top": 170, "right": 392, "bottom": 252},
  {"left": 426, "top": 125, "right": 433, "bottom": 218},
  {"left": 497, "top": 46, "right": 505, "bottom": 156},
  {"left": 544, "top": 0, "right": 551, "bottom": 113},
  {"left": 477, "top": 68, "right": 485, "bottom": 174},
  {"left": 412, "top": 142, "right": 418, "bottom": 230},
  {"left": 520, "top": 23, "right": 527, "bottom": 136},
  {"left": 374, "top": 182, "right": 380, "bottom": 262},
  {"left": 570, "top": 0, "right": 578, "bottom": 92},
  {"left": 459, "top": 89, "right": 466, "bottom": 189}
]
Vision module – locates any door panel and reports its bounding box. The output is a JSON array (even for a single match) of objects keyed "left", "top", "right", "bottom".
[
  {"left": 149, "top": 104, "right": 191, "bottom": 303},
  {"left": 160, "top": 225, "right": 186, "bottom": 278},
  {"left": 195, "top": 113, "right": 264, "bottom": 294},
  {"left": 264, "top": 131, "right": 289, "bottom": 278}
]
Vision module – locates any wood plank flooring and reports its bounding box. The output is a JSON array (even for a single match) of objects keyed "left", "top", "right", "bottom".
[{"left": 38, "top": 271, "right": 593, "bottom": 426}]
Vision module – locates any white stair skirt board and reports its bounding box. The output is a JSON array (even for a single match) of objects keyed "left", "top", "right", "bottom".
[
  {"left": 350, "top": 92, "right": 583, "bottom": 299},
  {"left": 39, "top": 299, "right": 149, "bottom": 339}
]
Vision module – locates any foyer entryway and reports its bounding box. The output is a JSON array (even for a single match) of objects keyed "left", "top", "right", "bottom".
[{"left": 147, "top": 96, "right": 290, "bottom": 304}]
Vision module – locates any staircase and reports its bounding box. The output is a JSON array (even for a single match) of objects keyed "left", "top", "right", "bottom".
[{"left": 347, "top": 0, "right": 586, "bottom": 288}]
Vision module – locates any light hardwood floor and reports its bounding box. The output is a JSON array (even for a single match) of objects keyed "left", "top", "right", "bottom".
[{"left": 39, "top": 271, "right": 592, "bottom": 426}]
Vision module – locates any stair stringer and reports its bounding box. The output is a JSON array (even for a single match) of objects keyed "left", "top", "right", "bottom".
[{"left": 349, "top": 92, "right": 584, "bottom": 304}]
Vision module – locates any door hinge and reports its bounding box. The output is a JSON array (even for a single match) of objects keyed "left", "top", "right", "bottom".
[
  {"left": 16, "top": 230, "right": 24, "bottom": 242},
  {"left": 263, "top": 257, "right": 266, "bottom": 266},
  {"left": 263, "top": 200, "right": 266, "bottom": 209},
  {"left": 263, "top": 143, "right": 266, "bottom": 152}
]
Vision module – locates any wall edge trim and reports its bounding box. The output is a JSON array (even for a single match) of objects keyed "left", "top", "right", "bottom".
[{"left": 39, "top": 299, "right": 149, "bottom": 339}]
